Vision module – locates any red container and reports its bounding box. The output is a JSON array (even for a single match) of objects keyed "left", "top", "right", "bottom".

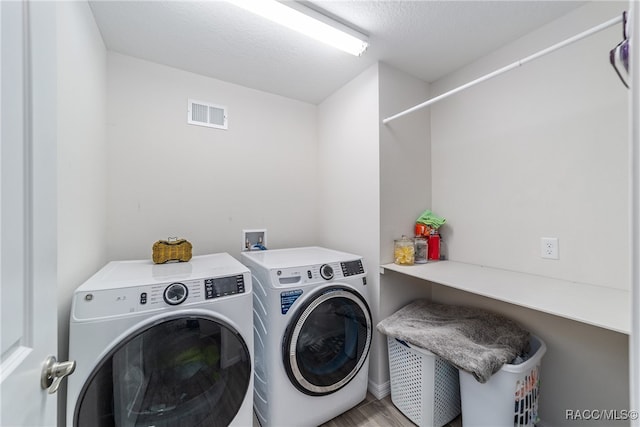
[{"left": 428, "top": 233, "right": 440, "bottom": 260}]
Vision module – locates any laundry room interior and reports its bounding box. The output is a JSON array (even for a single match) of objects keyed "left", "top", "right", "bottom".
[{"left": 44, "top": 0, "right": 634, "bottom": 426}]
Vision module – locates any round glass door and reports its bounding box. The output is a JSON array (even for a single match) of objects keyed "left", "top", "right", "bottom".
[
  {"left": 282, "top": 286, "right": 372, "bottom": 396},
  {"left": 74, "top": 315, "right": 251, "bottom": 427}
]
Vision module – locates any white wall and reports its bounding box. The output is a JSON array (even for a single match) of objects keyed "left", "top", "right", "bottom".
[
  {"left": 56, "top": 1, "right": 108, "bottom": 425},
  {"left": 379, "top": 62, "right": 432, "bottom": 262},
  {"left": 431, "top": 1, "right": 628, "bottom": 289},
  {"left": 317, "top": 63, "right": 379, "bottom": 258},
  {"left": 430, "top": 2, "right": 629, "bottom": 425},
  {"left": 106, "top": 53, "right": 319, "bottom": 261}
]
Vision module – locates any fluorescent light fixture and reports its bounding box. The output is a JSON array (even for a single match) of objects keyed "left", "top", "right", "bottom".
[{"left": 225, "top": 0, "right": 368, "bottom": 56}]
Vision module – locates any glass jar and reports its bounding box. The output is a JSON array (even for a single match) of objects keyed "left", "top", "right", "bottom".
[
  {"left": 394, "top": 235, "right": 415, "bottom": 265},
  {"left": 414, "top": 237, "right": 428, "bottom": 264}
]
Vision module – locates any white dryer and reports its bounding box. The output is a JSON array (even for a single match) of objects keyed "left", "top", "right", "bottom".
[
  {"left": 241, "top": 247, "right": 372, "bottom": 427},
  {"left": 66, "top": 253, "right": 253, "bottom": 427}
]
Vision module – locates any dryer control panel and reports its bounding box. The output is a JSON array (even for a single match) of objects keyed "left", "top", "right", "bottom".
[
  {"left": 72, "top": 273, "right": 248, "bottom": 320},
  {"left": 204, "top": 275, "right": 245, "bottom": 299}
]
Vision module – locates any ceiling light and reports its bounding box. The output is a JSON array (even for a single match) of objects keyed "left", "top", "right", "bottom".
[{"left": 225, "top": 0, "right": 368, "bottom": 56}]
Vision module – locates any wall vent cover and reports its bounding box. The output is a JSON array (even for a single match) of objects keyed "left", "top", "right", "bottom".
[{"left": 188, "top": 99, "right": 228, "bottom": 130}]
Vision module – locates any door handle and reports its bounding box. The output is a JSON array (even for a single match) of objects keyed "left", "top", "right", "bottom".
[{"left": 41, "top": 355, "right": 76, "bottom": 394}]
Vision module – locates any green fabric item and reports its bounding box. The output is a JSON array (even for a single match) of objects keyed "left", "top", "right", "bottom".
[{"left": 416, "top": 210, "right": 446, "bottom": 228}]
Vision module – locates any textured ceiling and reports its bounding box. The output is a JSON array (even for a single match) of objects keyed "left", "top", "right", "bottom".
[{"left": 89, "top": 1, "right": 586, "bottom": 104}]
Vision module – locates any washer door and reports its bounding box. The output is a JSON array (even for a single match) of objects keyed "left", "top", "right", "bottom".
[
  {"left": 282, "top": 286, "right": 372, "bottom": 396},
  {"left": 74, "top": 315, "right": 251, "bottom": 427}
]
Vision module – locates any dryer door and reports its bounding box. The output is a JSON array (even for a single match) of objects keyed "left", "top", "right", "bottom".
[
  {"left": 73, "top": 315, "right": 251, "bottom": 427},
  {"left": 282, "top": 286, "right": 372, "bottom": 396}
]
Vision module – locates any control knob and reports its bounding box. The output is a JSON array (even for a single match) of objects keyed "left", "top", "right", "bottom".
[
  {"left": 319, "top": 264, "right": 334, "bottom": 280},
  {"left": 163, "top": 282, "right": 188, "bottom": 305}
]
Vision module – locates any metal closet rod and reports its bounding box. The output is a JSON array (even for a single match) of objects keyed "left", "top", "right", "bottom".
[{"left": 382, "top": 14, "right": 624, "bottom": 125}]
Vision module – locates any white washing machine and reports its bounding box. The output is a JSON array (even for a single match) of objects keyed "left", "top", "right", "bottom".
[
  {"left": 66, "top": 253, "right": 253, "bottom": 427},
  {"left": 241, "top": 247, "right": 372, "bottom": 427}
]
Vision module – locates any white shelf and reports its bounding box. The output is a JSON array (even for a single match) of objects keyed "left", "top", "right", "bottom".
[{"left": 381, "top": 261, "right": 630, "bottom": 335}]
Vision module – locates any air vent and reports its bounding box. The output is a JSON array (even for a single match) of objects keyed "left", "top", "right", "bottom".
[{"left": 187, "top": 99, "right": 228, "bottom": 130}]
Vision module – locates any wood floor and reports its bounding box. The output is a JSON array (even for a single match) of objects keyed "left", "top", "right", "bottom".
[
  {"left": 253, "top": 393, "right": 463, "bottom": 427},
  {"left": 320, "top": 393, "right": 462, "bottom": 427}
]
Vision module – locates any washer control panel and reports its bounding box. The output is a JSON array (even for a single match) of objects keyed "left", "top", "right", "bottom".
[
  {"left": 340, "top": 260, "right": 364, "bottom": 277},
  {"left": 273, "top": 259, "right": 365, "bottom": 287}
]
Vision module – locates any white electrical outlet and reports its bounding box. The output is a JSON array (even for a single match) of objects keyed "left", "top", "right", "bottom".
[{"left": 540, "top": 237, "right": 559, "bottom": 259}]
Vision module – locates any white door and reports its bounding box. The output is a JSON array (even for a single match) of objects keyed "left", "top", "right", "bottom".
[{"left": 0, "top": 1, "right": 61, "bottom": 426}]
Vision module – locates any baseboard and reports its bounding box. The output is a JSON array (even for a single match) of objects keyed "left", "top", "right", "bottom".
[{"left": 367, "top": 379, "right": 390, "bottom": 400}]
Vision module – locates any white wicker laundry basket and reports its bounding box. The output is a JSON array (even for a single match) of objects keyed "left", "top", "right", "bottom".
[{"left": 387, "top": 336, "right": 461, "bottom": 427}]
